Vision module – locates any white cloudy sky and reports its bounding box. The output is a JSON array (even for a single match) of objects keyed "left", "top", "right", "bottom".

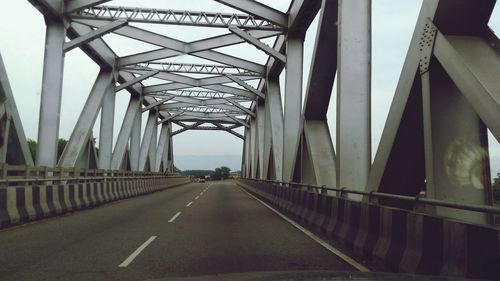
[{"left": 0, "top": 0, "right": 498, "bottom": 176}]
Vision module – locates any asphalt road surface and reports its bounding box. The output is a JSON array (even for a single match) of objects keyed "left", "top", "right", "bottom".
[{"left": 0, "top": 181, "right": 357, "bottom": 281}]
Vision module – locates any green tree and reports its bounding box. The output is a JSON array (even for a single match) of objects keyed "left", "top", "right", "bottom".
[
  {"left": 27, "top": 139, "right": 37, "bottom": 161},
  {"left": 57, "top": 138, "right": 67, "bottom": 159},
  {"left": 493, "top": 173, "right": 500, "bottom": 202},
  {"left": 24, "top": 138, "right": 68, "bottom": 163},
  {"left": 213, "top": 166, "right": 231, "bottom": 180}
]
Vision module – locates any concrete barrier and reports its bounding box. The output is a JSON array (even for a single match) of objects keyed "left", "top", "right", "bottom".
[
  {"left": 237, "top": 179, "right": 500, "bottom": 280},
  {"left": 0, "top": 176, "right": 190, "bottom": 229}
]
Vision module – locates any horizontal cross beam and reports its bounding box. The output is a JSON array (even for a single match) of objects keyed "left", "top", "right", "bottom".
[{"left": 71, "top": 5, "right": 284, "bottom": 30}]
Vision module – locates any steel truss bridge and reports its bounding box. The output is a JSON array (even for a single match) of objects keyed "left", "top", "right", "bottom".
[{"left": 0, "top": 0, "right": 499, "bottom": 279}]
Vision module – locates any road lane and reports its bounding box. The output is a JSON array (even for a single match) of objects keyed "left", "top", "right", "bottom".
[
  {"left": 0, "top": 180, "right": 359, "bottom": 281},
  {"left": 0, "top": 182, "right": 206, "bottom": 281},
  {"left": 126, "top": 181, "right": 356, "bottom": 279}
]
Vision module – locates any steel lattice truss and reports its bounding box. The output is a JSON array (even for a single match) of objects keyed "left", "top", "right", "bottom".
[
  {"left": 71, "top": 5, "right": 286, "bottom": 30},
  {"left": 61, "top": 0, "right": 288, "bottom": 138}
]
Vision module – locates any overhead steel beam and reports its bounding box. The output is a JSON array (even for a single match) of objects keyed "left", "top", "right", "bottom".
[
  {"left": 229, "top": 26, "right": 286, "bottom": 63},
  {"left": 141, "top": 71, "right": 256, "bottom": 99},
  {"left": 158, "top": 111, "right": 184, "bottom": 124},
  {"left": 170, "top": 116, "right": 242, "bottom": 125},
  {"left": 172, "top": 122, "right": 204, "bottom": 136},
  {"left": 74, "top": 19, "right": 274, "bottom": 72},
  {"left": 226, "top": 99, "right": 255, "bottom": 117},
  {"left": 122, "top": 62, "right": 262, "bottom": 77},
  {"left": 212, "top": 123, "right": 244, "bottom": 139},
  {"left": 214, "top": 0, "right": 288, "bottom": 27},
  {"left": 67, "top": 22, "right": 116, "bottom": 67},
  {"left": 159, "top": 103, "right": 245, "bottom": 114},
  {"left": 28, "top": 0, "right": 63, "bottom": 17},
  {"left": 72, "top": 5, "right": 283, "bottom": 30},
  {"left": 65, "top": 0, "right": 111, "bottom": 13},
  {"left": 137, "top": 71, "right": 255, "bottom": 92},
  {"left": 115, "top": 70, "right": 158, "bottom": 92},
  {"left": 142, "top": 96, "right": 175, "bottom": 112},
  {"left": 225, "top": 74, "right": 265, "bottom": 99},
  {"left": 225, "top": 113, "right": 249, "bottom": 128},
  {"left": 64, "top": 20, "right": 128, "bottom": 52}
]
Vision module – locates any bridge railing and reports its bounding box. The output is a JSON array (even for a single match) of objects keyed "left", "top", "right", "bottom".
[
  {"left": 237, "top": 178, "right": 500, "bottom": 279},
  {"left": 0, "top": 164, "right": 180, "bottom": 186},
  {"left": 0, "top": 164, "right": 190, "bottom": 229},
  {"left": 241, "top": 178, "right": 500, "bottom": 217}
]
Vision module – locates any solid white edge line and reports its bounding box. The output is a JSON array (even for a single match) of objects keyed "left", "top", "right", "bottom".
[
  {"left": 186, "top": 201, "right": 193, "bottom": 207},
  {"left": 168, "top": 211, "right": 181, "bottom": 223},
  {"left": 118, "top": 236, "right": 157, "bottom": 268},
  {"left": 239, "top": 186, "right": 371, "bottom": 273}
]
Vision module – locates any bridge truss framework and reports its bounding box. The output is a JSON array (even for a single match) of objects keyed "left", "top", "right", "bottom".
[{"left": 0, "top": 0, "right": 498, "bottom": 224}]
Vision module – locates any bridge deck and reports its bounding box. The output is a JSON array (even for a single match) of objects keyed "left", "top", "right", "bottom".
[{"left": 0, "top": 181, "right": 355, "bottom": 280}]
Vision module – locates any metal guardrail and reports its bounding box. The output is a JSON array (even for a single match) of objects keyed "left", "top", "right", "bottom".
[
  {"left": 0, "top": 164, "right": 181, "bottom": 186},
  {"left": 242, "top": 178, "right": 500, "bottom": 216}
]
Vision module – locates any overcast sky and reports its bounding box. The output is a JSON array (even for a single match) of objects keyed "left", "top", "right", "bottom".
[{"left": 0, "top": 0, "right": 498, "bottom": 176}]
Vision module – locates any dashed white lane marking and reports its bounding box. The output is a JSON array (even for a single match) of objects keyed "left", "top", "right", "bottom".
[
  {"left": 168, "top": 211, "right": 181, "bottom": 223},
  {"left": 195, "top": 196, "right": 199, "bottom": 200},
  {"left": 239, "top": 187, "right": 371, "bottom": 273},
  {"left": 200, "top": 192, "right": 204, "bottom": 195},
  {"left": 186, "top": 201, "right": 193, "bottom": 207},
  {"left": 118, "top": 236, "right": 157, "bottom": 268}
]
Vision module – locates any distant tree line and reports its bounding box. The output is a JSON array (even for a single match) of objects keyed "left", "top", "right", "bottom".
[
  {"left": 27, "top": 138, "right": 68, "bottom": 161},
  {"left": 181, "top": 166, "right": 231, "bottom": 180},
  {"left": 181, "top": 170, "right": 215, "bottom": 177}
]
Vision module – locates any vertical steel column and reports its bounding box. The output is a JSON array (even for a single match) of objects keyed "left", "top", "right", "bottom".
[
  {"left": 256, "top": 101, "right": 265, "bottom": 179},
  {"left": 249, "top": 118, "right": 257, "bottom": 178},
  {"left": 283, "top": 36, "right": 304, "bottom": 182},
  {"left": 139, "top": 110, "right": 158, "bottom": 171},
  {"left": 111, "top": 95, "right": 141, "bottom": 170},
  {"left": 98, "top": 81, "right": 116, "bottom": 169},
  {"left": 161, "top": 123, "right": 171, "bottom": 173},
  {"left": 37, "top": 18, "right": 67, "bottom": 167},
  {"left": 243, "top": 126, "right": 251, "bottom": 178},
  {"left": 262, "top": 97, "right": 272, "bottom": 180},
  {"left": 148, "top": 119, "right": 158, "bottom": 171},
  {"left": 336, "top": 0, "right": 371, "bottom": 193},
  {"left": 139, "top": 110, "right": 157, "bottom": 171},
  {"left": 167, "top": 132, "right": 174, "bottom": 172},
  {"left": 155, "top": 122, "right": 169, "bottom": 172},
  {"left": 129, "top": 104, "right": 142, "bottom": 171},
  {"left": 266, "top": 78, "right": 284, "bottom": 181}
]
